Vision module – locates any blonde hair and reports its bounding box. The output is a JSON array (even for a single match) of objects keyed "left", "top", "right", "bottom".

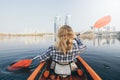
[{"left": 56, "top": 25, "right": 74, "bottom": 54}]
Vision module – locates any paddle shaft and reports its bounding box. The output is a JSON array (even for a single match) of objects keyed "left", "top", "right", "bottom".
[{"left": 32, "top": 55, "right": 40, "bottom": 60}]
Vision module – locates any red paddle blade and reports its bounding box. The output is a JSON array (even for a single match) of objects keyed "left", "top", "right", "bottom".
[
  {"left": 7, "top": 59, "right": 32, "bottom": 71},
  {"left": 94, "top": 15, "right": 111, "bottom": 28}
]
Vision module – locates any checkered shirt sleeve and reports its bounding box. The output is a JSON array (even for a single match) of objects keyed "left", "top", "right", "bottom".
[{"left": 38, "top": 46, "right": 53, "bottom": 62}]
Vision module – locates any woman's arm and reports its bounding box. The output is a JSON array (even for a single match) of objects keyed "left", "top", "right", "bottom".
[
  {"left": 37, "top": 46, "right": 53, "bottom": 63},
  {"left": 74, "top": 37, "right": 86, "bottom": 53}
]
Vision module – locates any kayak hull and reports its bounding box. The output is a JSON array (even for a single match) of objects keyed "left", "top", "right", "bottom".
[{"left": 27, "top": 56, "right": 102, "bottom": 80}]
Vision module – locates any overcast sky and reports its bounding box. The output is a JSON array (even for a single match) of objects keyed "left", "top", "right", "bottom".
[{"left": 0, "top": 0, "right": 120, "bottom": 33}]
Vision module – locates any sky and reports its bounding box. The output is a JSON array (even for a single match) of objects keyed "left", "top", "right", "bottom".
[{"left": 0, "top": 0, "right": 120, "bottom": 33}]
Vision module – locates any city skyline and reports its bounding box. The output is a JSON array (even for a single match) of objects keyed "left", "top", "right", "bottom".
[{"left": 0, "top": 0, "right": 120, "bottom": 33}]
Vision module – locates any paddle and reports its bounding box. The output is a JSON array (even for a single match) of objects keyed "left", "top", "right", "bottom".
[
  {"left": 94, "top": 15, "right": 111, "bottom": 28},
  {"left": 7, "top": 56, "right": 39, "bottom": 71}
]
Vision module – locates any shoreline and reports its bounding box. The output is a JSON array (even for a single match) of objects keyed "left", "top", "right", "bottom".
[
  {"left": 0, "top": 33, "right": 54, "bottom": 36},
  {"left": 0, "top": 31, "right": 120, "bottom": 39}
]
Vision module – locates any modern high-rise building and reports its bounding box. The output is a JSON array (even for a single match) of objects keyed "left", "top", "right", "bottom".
[
  {"left": 54, "top": 16, "right": 61, "bottom": 41},
  {"left": 65, "top": 15, "right": 71, "bottom": 26},
  {"left": 54, "top": 15, "right": 71, "bottom": 41}
]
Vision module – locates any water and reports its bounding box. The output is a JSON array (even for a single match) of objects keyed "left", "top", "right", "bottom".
[{"left": 0, "top": 36, "right": 120, "bottom": 80}]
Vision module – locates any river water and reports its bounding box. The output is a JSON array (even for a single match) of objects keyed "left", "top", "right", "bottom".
[{"left": 0, "top": 36, "right": 120, "bottom": 80}]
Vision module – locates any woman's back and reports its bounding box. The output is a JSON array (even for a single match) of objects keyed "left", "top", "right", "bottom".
[{"left": 38, "top": 25, "right": 86, "bottom": 63}]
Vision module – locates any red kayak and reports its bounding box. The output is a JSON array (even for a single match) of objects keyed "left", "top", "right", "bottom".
[{"left": 27, "top": 56, "right": 102, "bottom": 80}]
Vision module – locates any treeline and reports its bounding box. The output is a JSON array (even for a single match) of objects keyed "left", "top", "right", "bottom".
[{"left": 0, "top": 33, "right": 54, "bottom": 36}]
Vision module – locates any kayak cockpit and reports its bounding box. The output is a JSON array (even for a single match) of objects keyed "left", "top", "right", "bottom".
[
  {"left": 39, "top": 69, "right": 87, "bottom": 80},
  {"left": 27, "top": 56, "right": 102, "bottom": 80}
]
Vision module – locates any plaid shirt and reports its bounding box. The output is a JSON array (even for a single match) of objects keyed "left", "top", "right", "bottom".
[{"left": 38, "top": 38, "right": 86, "bottom": 63}]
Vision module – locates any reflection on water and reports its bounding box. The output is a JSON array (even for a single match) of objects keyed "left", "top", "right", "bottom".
[
  {"left": 0, "top": 35, "right": 120, "bottom": 46},
  {"left": 80, "top": 36, "right": 120, "bottom": 80},
  {"left": 0, "top": 36, "right": 120, "bottom": 80},
  {"left": 0, "top": 35, "right": 54, "bottom": 45},
  {"left": 93, "top": 37, "right": 116, "bottom": 46},
  {"left": 81, "top": 36, "right": 120, "bottom": 47}
]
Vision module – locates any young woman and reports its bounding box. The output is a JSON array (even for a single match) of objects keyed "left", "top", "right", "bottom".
[{"left": 37, "top": 25, "right": 86, "bottom": 79}]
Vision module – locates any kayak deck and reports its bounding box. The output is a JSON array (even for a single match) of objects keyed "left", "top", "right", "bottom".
[{"left": 27, "top": 56, "right": 102, "bottom": 80}]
